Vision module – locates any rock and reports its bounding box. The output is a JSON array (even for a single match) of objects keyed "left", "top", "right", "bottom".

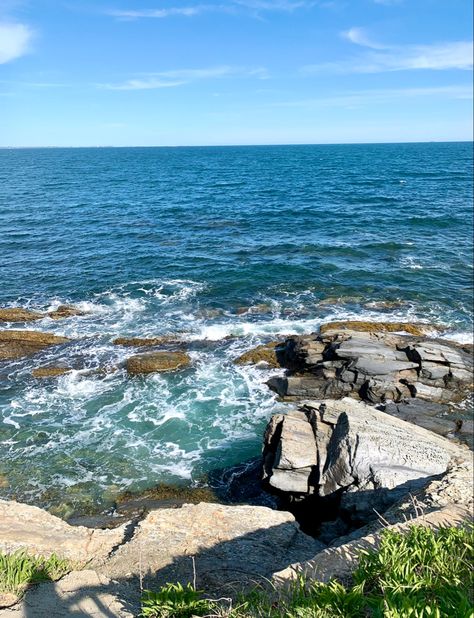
[
  {"left": 267, "top": 328, "right": 473, "bottom": 414},
  {"left": 263, "top": 399, "right": 467, "bottom": 517},
  {"left": 0, "top": 331, "right": 70, "bottom": 361},
  {"left": 0, "top": 571, "right": 135, "bottom": 617},
  {"left": 320, "top": 320, "right": 435, "bottom": 337},
  {"left": 234, "top": 342, "right": 285, "bottom": 368},
  {"left": 0, "top": 500, "right": 125, "bottom": 564},
  {"left": 0, "top": 308, "right": 44, "bottom": 322},
  {"left": 104, "top": 503, "right": 325, "bottom": 594},
  {"left": 47, "top": 305, "right": 85, "bottom": 320},
  {"left": 113, "top": 336, "right": 181, "bottom": 347},
  {"left": 32, "top": 367, "right": 72, "bottom": 378},
  {"left": 273, "top": 504, "right": 471, "bottom": 589},
  {"left": 126, "top": 351, "right": 191, "bottom": 375}
]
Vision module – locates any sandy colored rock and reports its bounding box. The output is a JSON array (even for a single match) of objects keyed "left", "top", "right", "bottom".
[
  {"left": 0, "top": 331, "right": 70, "bottom": 361},
  {"left": 113, "top": 336, "right": 181, "bottom": 347},
  {"left": 32, "top": 367, "right": 72, "bottom": 378},
  {"left": 0, "top": 308, "right": 44, "bottom": 323},
  {"left": 0, "top": 500, "right": 125, "bottom": 564},
  {"left": 126, "top": 350, "right": 191, "bottom": 375},
  {"left": 47, "top": 305, "right": 85, "bottom": 320},
  {"left": 234, "top": 342, "right": 283, "bottom": 368},
  {"left": 320, "top": 320, "right": 435, "bottom": 337},
  {"left": 104, "top": 502, "right": 324, "bottom": 594}
]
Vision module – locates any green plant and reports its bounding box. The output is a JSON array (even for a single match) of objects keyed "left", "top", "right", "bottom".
[
  {"left": 141, "top": 525, "right": 474, "bottom": 618},
  {"left": 0, "top": 551, "right": 71, "bottom": 597},
  {"left": 141, "top": 582, "right": 216, "bottom": 617}
]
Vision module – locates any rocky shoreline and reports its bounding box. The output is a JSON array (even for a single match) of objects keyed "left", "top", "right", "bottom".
[{"left": 0, "top": 309, "right": 472, "bottom": 615}]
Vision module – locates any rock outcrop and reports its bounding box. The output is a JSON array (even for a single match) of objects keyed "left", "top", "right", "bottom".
[
  {"left": 0, "top": 501, "right": 324, "bottom": 614},
  {"left": 0, "top": 309, "right": 43, "bottom": 323},
  {"left": 267, "top": 327, "right": 473, "bottom": 409},
  {"left": 263, "top": 398, "right": 468, "bottom": 526},
  {"left": 0, "top": 331, "right": 70, "bottom": 361},
  {"left": 31, "top": 367, "right": 72, "bottom": 378},
  {"left": 234, "top": 341, "right": 285, "bottom": 368},
  {"left": 126, "top": 351, "right": 191, "bottom": 375},
  {"left": 47, "top": 305, "right": 85, "bottom": 320},
  {"left": 113, "top": 336, "right": 181, "bottom": 347},
  {"left": 319, "top": 320, "right": 437, "bottom": 337}
]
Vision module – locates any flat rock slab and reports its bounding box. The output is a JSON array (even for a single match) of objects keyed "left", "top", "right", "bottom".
[
  {"left": 0, "top": 331, "right": 70, "bottom": 361},
  {"left": 104, "top": 503, "right": 325, "bottom": 594},
  {"left": 320, "top": 321, "right": 436, "bottom": 337},
  {"left": 126, "top": 351, "right": 191, "bottom": 375},
  {"left": 113, "top": 336, "right": 182, "bottom": 347},
  {"left": 0, "top": 500, "right": 125, "bottom": 564},
  {"left": 0, "top": 309, "right": 43, "bottom": 323},
  {"left": 0, "top": 571, "right": 136, "bottom": 617}
]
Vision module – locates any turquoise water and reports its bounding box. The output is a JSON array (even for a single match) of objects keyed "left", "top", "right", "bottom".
[{"left": 0, "top": 143, "right": 472, "bottom": 514}]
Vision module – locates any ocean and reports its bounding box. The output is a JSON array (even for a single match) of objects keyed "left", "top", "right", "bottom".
[{"left": 0, "top": 142, "right": 472, "bottom": 516}]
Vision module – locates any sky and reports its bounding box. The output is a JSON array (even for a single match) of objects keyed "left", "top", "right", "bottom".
[{"left": 0, "top": 0, "right": 472, "bottom": 146}]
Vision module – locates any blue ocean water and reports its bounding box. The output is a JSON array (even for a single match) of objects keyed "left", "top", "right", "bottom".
[{"left": 0, "top": 142, "right": 472, "bottom": 515}]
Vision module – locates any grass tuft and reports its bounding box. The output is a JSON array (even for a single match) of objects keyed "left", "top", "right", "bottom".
[
  {"left": 140, "top": 524, "right": 474, "bottom": 617},
  {"left": 0, "top": 551, "right": 70, "bottom": 598}
]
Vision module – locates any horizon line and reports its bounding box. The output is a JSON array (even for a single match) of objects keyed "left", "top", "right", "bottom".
[{"left": 0, "top": 139, "right": 473, "bottom": 149}]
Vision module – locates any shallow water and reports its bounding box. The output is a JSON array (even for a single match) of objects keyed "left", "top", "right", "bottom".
[{"left": 0, "top": 143, "right": 472, "bottom": 515}]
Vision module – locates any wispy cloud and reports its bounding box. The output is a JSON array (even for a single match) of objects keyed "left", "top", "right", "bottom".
[
  {"left": 101, "top": 65, "right": 268, "bottom": 90},
  {"left": 272, "top": 85, "right": 474, "bottom": 108},
  {"left": 107, "top": 0, "right": 315, "bottom": 19},
  {"left": 0, "top": 22, "right": 33, "bottom": 64},
  {"left": 304, "top": 28, "right": 473, "bottom": 73}
]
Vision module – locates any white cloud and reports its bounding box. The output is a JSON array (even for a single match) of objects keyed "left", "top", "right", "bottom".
[
  {"left": 101, "top": 65, "right": 268, "bottom": 90},
  {"left": 0, "top": 22, "right": 33, "bottom": 64},
  {"left": 272, "top": 85, "right": 474, "bottom": 108},
  {"left": 107, "top": 0, "right": 314, "bottom": 19},
  {"left": 304, "top": 30, "right": 473, "bottom": 73}
]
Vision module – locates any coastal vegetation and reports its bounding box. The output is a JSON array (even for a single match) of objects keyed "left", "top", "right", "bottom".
[
  {"left": 140, "top": 525, "right": 474, "bottom": 618},
  {"left": 0, "top": 551, "right": 70, "bottom": 598}
]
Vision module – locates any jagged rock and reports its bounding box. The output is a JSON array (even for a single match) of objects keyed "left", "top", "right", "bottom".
[
  {"left": 113, "top": 336, "right": 181, "bottom": 347},
  {"left": 263, "top": 399, "right": 467, "bottom": 509},
  {"left": 320, "top": 320, "right": 436, "bottom": 337},
  {"left": 126, "top": 351, "right": 191, "bottom": 375},
  {"left": 234, "top": 342, "right": 285, "bottom": 368},
  {"left": 0, "top": 308, "right": 44, "bottom": 322},
  {"left": 32, "top": 366, "right": 72, "bottom": 378},
  {"left": 47, "top": 305, "right": 85, "bottom": 320},
  {"left": 267, "top": 328, "right": 473, "bottom": 412},
  {"left": 0, "top": 331, "right": 70, "bottom": 361}
]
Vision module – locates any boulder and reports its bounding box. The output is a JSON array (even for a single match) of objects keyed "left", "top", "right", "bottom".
[
  {"left": 47, "top": 305, "right": 85, "bottom": 320},
  {"left": 0, "top": 308, "right": 44, "bottom": 322},
  {"left": 234, "top": 341, "right": 285, "bottom": 368},
  {"left": 319, "top": 321, "right": 436, "bottom": 337},
  {"left": 263, "top": 399, "right": 466, "bottom": 510},
  {"left": 126, "top": 351, "right": 191, "bottom": 375},
  {"left": 32, "top": 367, "right": 72, "bottom": 378},
  {"left": 113, "top": 336, "right": 181, "bottom": 347},
  {"left": 0, "top": 331, "right": 70, "bottom": 361}
]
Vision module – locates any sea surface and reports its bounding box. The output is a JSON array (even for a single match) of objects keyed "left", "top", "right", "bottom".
[{"left": 0, "top": 142, "right": 472, "bottom": 516}]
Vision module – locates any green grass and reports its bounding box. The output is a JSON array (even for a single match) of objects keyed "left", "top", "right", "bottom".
[
  {"left": 0, "top": 551, "right": 71, "bottom": 598},
  {"left": 140, "top": 524, "right": 474, "bottom": 618}
]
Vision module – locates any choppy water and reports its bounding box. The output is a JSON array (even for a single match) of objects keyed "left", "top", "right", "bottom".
[{"left": 0, "top": 143, "right": 472, "bottom": 516}]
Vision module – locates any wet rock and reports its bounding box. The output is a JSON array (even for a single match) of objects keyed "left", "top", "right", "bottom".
[
  {"left": 126, "top": 350, "right": 191, "bottom": 375},
  {"left": 113, "top": 336, "right": 182, "bottom": 347},
  {"left": 234, "top": 342, "right": 285, "bottom": 368},
  {"left": 32, "top": 366, "right": 72, "bottom": 378},
  {"left": 267, "top": 327, "right": 473, "bottom": 410},
  {"left": 0, "top": 331, "right": 70, "bottom": 361},
  {"left": 0, "top": 308, "right": 44, "bottom": 322},
  {"left": 47, "top": 305, "right": 85, "bottom": 320},
  {"left": 320, "top": 320, "right": 435, "bottom": 337}
]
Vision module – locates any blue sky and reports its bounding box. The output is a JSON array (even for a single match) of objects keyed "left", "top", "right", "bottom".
[{"left": 0, "top": 0, "right": 472, "bottom": 146}]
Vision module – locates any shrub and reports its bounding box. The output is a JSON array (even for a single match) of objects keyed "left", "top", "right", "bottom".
[{"left": 0, "top": 551, "right": 70, "bottom": 597}]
